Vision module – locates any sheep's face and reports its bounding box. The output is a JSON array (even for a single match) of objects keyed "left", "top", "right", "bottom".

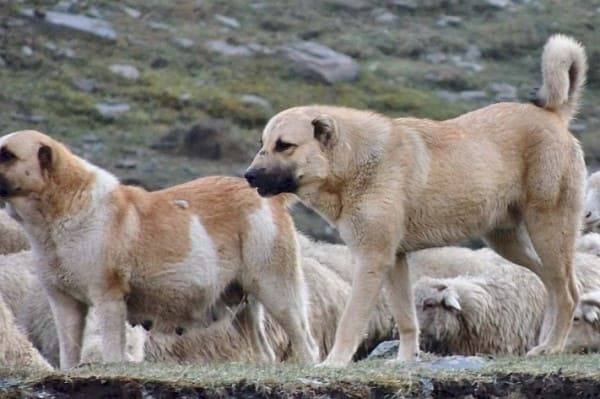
[
  {"left": 584, "top": 174, "right": 600, "bottom": 233},
  {"left": 565, "top": 293, "right": 600, "bottom": 353},
  {"left": 414, "top": 279, "right": 462, "bottom": 354}
]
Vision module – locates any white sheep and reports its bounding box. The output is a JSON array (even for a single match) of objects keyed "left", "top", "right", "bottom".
[
  {"left": 565, "top": 289, "right": 600, "bottom": 353},
  {"left": 0, "top": 293, "right": 51, "bottom": 371},
  {"left": 584, "top": 170, "right": 600, "bottom": 233},
  {"left": 413, "top": 249, "right": 600, "bottom": 355},
  {"left": 0, "top": 209, "right": 29, "bottom": 254}
]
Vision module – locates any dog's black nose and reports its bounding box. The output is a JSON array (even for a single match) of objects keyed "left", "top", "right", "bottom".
[
  {"left": 141, "top": 320, "right": 153, "bottom": 331},
  {"left": 244, "top": 168, "right": 257, "bottom": 184},
  {"left": 175, "top": 326, "right": 185, "bottom": 336},
  {"left": 244, "top": 168, "right": 264, "bottom": 187}
]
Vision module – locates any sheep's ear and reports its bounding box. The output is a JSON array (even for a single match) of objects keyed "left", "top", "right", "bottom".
[
  {"left": 442, "top": 292, "right": 461, "bottom": 311},
  {"left": 311, "top": 114, "right": 337, "bottom": 146},
  {"left": 583, "top": 307, "right": 599, "bottom": 323},
  {"left": 580, "top": 291, "right": 600, "bottom": 323}
]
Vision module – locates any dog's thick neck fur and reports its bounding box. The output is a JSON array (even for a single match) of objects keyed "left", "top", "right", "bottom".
[
  {"left": 10, "top": 145, "right": 119, "bottom": 249},
  {"left": 298, "top": 107, "right": 429, "bottom": 228}
]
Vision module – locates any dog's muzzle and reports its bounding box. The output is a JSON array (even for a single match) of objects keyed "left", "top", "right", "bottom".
[
  {"left": 0, "top": 174, "right": 14, "bottom": 198},
  {"left": 244, "top": 167, "right": 299, "bottom": 197}
]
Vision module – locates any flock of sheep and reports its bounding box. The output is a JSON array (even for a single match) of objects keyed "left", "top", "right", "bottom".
[{"left": 3, "top": 170, "right": 600, "bottom": 371}]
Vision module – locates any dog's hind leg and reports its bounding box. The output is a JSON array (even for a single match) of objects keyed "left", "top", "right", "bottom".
[
  {"left": 383, "top": 254, "right": 419, "bottom": 362},
  {"left": 522, "top": 206, "right": 580, "bottom": 355},
  {"left": 251, "top": 270, "right": 318, "bottom": 362}
]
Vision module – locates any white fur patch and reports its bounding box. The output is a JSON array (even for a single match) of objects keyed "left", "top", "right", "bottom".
[
  {"left": 176, "top": 216, "right": 219, "bottom": 286},
  {"left": 80, "top": 158, "right": 120, "bottom": 202},
  {"left": 246, "top": 198, "right": 277, "bottom": 264}
]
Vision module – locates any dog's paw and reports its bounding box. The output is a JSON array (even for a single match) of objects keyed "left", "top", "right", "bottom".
[{"left": 526, "top": 344, "right": 562, "bottom": 357}]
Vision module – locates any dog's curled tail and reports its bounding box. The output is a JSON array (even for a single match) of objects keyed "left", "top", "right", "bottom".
[{"left": 533, "top": 34, "right": 587, "bottom": 123}]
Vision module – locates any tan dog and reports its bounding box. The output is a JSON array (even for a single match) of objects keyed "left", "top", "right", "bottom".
[
  {"left": 0, "top": 131, "right": 318, "bottom": 368},
  {"left": 245, "top": 34, "right": 587, "bottom": 366}
]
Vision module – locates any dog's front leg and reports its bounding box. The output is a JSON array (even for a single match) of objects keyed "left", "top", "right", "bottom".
[
  {"left": 320, "top": 246, "right": 394, "bottom": 367},
  {"left": 46, "top": 287, "right": 87, "bottom": 369},
  {"left": 94, "top": 297, "right": 127, "bottom": 363},
  {"left": 383, "top": 254, "right": 419, "bottom": 362}
]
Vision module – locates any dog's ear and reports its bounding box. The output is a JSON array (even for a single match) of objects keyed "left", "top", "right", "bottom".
[
  {"left": 38, "top": 144, "right": 53, "bottom": 170},
  {"left": 311, "top": 114, "right": 337, "bottom": 146}
]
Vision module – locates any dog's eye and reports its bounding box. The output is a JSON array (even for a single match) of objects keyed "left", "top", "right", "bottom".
[
  {"left": 0, "top": 148, "right": 16, "bottom": 163},
  {"left": 274, "top": 139, "right": 295, "bottom": 153}
]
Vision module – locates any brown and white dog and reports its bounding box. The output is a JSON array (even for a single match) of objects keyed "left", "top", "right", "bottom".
[
  {"left": 245, "top": 34, "right": 587, "bottom": 366},
  {"left": 0, "top": 130, "right": 318, "bottom": 368}
]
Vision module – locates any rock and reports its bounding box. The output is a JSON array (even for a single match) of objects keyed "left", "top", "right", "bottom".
[
  {"left": 435, "top": 90, "right": 487, "bottom": 102},
  {"left": 278, "top": 41, "right": 360, "bottom": 84},
  {"left": 389, "top": 0, "right": 418, "bottom": 10},
  {"left": 122, "top": 6, "right": 141, "bottom": 19},
  {"left": 53, "top": 1, "right": 74, "bottom": 13},
  {"left": 20, "top": 9, "right": 117, "bottom": 41},
  {"left": 464, "top": 45, "right": 481, "bottom": 61},
  {"left": 115, "top": 159, "right": 137, "bottom": 169},
  {"left": 240, "top": 94, "right": 272, "bottom": 110},
  {"left": 0, "top": 56, "right": 5, "bottom": 68},
  {"left": 420, "top": 356, "right": 488, "bottom": 371},
  {"left": 436, "top": 15, "right": 462, "bottom": 27},
  {"left": 367, "top": 340, "right": 399, "bottom": 359},
  {"left": 21, "top": 46, "right": 32, "bottom": 56},
  {"left": 488, "top": 82, "right": 517, "bottom": 101},
  {"left": 95, "top": 103, "right": 131, "bottom": 118},
  {"left": 72, "top": 78, "right": 96, "bottom": 93},
  {"left": 173, "top": 37, "right": 195, "bottom": 49},
  {"left": 85, "top": 6, "right": 103, "bottom": 19},
  {"left": 425, "top": 52, "right": 447, "bottom": 64},
  {"left": 152, "top": 121, "right": 226, "bottom": 160},
  {"left": 12, "top": 113, "right": 45, "bottom": 123},
  {"left": 109, "top": 64, "right": 140, "bottom": 80},
  {"left": 485, "top": 0, "right": 511, "bottom": 9},
  {"left": 458, "top": 90, "right": 487, "bottom": 101},
  {"left": 215, "top": 14, "right": 240, "bottom": 29},
  {"left": 450, "top": 55, "right": 484, "bottom": 72},
  {"left": 205, "top": 40, "right": 254, "bottom": 57},
  {"left": 148, "top": 21, "right": 172, "bottom": 31},
  {"left": 326, "top": 0, "right": 371, "bottom": 11},
  {"left": 374, "top": 10, "right": 399, "bottom": 24}
]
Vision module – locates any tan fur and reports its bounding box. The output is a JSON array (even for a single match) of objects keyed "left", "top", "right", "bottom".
[
  {"left": 246, "top": 34, "right": 587, "bottom": 365},
  {"left": 0, "top": 209, "right": 29, "bottom": 254},
  {"left": 0, "top": 130, "right": 317, "bottom": 368},
  {"left": 414, "top": 249, "right": 600, "bottom": 355}
]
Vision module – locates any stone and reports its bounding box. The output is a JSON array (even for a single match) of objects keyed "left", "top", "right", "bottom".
[
  {"left": 20, "top": 9, "right": 117, "bottom": 41},
  {"left": 215, "top": 14, "right": 240, "bottom": 29},
  {"left": 109, "top": 64, "right": 140, "bottom": 80},
  {"left": 205, "top": 40, "right": 254, "bottom": 57},
  {"left": 95, "top": 103, "right": 131, "bottom": 118},
  {"left": 72, "top": 78, "right": 96, "bottom": 93},
  {"left": 122, "top": 6, "right": 141, "bottom": 19},
  {"left": 173, "top": 37, "right": 195, "bottom": 49},
  {"left": 278, "top": 41, "right": 360, "bottom": 83},
  {"left": 488, "top": 82, "right": 518, "bottom": 101},
  {"left": 240, "top": 94, "right": 272, "bottom": 110},
  {"left": 367, "top": 340, "right": 399, "bottom": 359}
]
